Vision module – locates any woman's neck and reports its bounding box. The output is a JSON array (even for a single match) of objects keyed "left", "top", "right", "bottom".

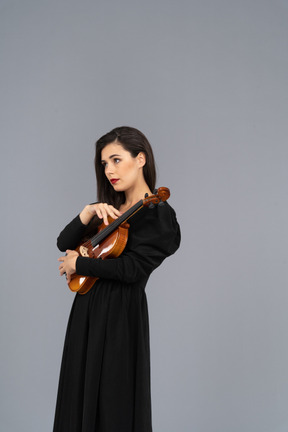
[{"left": 121, "top": 183, "right": 152, "bottom": 212}]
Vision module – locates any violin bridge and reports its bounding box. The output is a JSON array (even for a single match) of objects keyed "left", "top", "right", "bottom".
[{"left": 79, "top": 245, "right": 89, "bottom": 257}]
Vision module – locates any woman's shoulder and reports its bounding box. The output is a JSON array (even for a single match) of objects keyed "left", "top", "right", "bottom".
[
  {"left": 131, "top": 201, "right": 180, "bottom": 240},
  {"left": 131, "top": 200, "right": 177, "bottom": 224},
  {"left": 127, "top": 201, "right": 180, "bottom": 255}
]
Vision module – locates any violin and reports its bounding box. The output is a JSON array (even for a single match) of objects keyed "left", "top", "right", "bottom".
[{"left": 68, "top": 187, "right": 170, "bottom": 294}]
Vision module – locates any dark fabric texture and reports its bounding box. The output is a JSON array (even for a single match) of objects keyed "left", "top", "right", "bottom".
[{"left": 53, "top": 202, "right": 181, "bottom": 432}]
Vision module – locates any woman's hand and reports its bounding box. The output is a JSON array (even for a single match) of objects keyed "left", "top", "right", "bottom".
[
  {"left": 80, "top": 203, "right": 122, "bottom": 226},
  {"left": 58, "top": 249, "right": 79, "bottom": 284}
]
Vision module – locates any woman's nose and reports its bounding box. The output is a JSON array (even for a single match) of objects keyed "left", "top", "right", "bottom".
[{"left": 106, "top": 163, "right": 114, "bottom": 175}]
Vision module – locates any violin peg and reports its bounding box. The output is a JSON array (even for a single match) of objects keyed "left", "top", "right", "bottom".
[
  {"left": 158, "top": 200, "right": 165, "bottom": 206},
  {"left": 149, "top": 203, "right": 155, "bottom": 209},
  {"left": 145, "top": 193, "right": 148, "bottom": 198}
]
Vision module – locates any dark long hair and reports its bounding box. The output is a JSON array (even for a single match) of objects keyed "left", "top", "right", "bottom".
[{"left": 95, "top": 126, "right": 156, "bottom": 208}]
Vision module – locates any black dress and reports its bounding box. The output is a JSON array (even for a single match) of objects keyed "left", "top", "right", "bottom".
[{"left": 53, "top": 202, "right": 180, "bottom": 432}]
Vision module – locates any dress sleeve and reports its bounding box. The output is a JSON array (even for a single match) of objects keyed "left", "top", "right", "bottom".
[
  {"left": 57, "top": 203, "right": 99, "bottom": 251},
  {"left": 57, "top": 215, "right": 88, "bottom": 252},
  {"left": 75, "top": 202, "right": 181, "bottom": 284}
]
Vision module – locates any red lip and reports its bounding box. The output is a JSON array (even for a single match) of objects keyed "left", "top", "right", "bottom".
[{"left": 110, "top": 178, "right": 119, "bottom": 185}]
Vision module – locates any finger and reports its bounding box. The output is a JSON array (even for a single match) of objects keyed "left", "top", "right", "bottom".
[
  {"left": 101, "top": 204, "right": 120, "bottom": 221},
  {"left": 100, "top": 206, "right": 109, "bottom": 225},
  {"left": 59, "top": 264, "right": 67, "bottom": 275},
  {"left": 95, "top": 207, "right": 104, "bottom": 220},
  {"left": 104, "top": 209, "right": 110, "bottom": 225},
  {"left": 107, "top": 205, "right": 122, "bottom": 219},
  {"left": 96, "top": 204, "right": 121, "bottom": 224},
  {"left": 110, "top": 205, "right": 122, "bottom": 216}
]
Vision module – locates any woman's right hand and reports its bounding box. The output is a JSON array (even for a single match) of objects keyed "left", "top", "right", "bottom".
[{"left": 79, "top": 203, "right": 122, "bottom": 226}]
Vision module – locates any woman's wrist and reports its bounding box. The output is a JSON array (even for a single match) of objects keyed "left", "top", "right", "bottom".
[{"left": 79, "top": 205, "right": 94, "bottom": 225}]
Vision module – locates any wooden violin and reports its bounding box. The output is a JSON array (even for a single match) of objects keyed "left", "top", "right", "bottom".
[{"left": 68, "top": 187, "right": 170, "bottom": 294}]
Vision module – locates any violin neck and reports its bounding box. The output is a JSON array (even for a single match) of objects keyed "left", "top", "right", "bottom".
[{"left": 90, "top": 200, "right": 143, "bottom": 248}]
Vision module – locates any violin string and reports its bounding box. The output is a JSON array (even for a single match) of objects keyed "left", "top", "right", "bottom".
[{"left": 90, "top": 202, "right": 144, "bottom": 247}]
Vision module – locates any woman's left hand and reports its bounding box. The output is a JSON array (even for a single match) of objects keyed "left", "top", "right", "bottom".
[{"left": 58, "top": 249, "right": 79, "bottom": 283}]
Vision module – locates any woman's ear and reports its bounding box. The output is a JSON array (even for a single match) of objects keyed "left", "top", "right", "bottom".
[{"left": 137, "top": 152, "right": 146, "bottom": 168}]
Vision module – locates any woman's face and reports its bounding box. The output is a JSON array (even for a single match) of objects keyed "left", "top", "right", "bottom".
[{"left": 101, "top": 142, "right": 145, "bottom": 193}]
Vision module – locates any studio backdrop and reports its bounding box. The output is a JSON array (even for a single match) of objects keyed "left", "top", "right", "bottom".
[{"left": 1, "top": 1, "right": 288, "bottom": 431}]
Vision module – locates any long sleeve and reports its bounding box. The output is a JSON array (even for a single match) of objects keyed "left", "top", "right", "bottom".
[
  {"left": 76, "top": 202, "right": 181, "bottom": 284},
  {"left": 57, "top": 215, "right": 88, "bottom": 252}
]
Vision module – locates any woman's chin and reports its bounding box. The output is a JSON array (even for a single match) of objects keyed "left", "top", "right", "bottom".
[{"left": 112, "top": 184, "right": 124, "bottom": 192}]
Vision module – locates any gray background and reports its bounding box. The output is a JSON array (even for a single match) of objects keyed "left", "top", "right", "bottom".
[{"left": 1, "top": 0, "right": 288, "bottom": 431}]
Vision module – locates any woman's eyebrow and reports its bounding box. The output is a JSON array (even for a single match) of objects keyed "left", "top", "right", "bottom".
[{"left": 101, "top": 154, "right": 121, "bottom": 163}]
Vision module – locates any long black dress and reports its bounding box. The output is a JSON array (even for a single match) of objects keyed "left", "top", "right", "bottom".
[{"left": 53, "top": 202, "right": 180, "bottom": 432}]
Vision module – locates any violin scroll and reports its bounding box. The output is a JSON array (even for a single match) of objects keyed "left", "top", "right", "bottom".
[{"left": 143, "top": 187, "right": 170, "bottom": 208}]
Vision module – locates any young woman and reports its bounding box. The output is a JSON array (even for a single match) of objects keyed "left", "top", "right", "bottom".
[{"left": 54, "top": 126, "right": 180, "bottom": 432}]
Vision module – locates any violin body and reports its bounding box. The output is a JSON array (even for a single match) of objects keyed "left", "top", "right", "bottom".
[
  {"left": 67, "top": 187, "right": 170, "bottom": 295},
  {"left": 68, "top": 219, "right": 130, "bottom": 294}
]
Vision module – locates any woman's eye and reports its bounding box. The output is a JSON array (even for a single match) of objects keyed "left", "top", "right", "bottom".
[{"left": 114, "top": 158, "right": 120, "bottom": 164}]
